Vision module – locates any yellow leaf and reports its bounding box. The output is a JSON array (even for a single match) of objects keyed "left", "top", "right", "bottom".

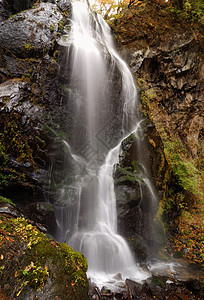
[{"left": 1, "top": 254, "right": 3, "bottom": 260}]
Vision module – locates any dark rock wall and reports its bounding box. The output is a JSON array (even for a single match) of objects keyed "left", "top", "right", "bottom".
[
  {"left": 0, "top": 1, "right": 70, "bottom": 211},
  {"left": 111, "top": 1, "right": 203, "bottom": 262}
]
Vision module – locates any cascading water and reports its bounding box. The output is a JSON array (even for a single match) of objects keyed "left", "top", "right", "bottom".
[{"left": 55, "top": 0, "right": 157, "bottom": 287}]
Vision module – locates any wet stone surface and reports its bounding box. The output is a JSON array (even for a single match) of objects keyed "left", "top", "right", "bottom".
[
  {"left": 0, "top": 2, "right": 63, "bottom": 58},
  {"left": 89, "top": 259, "right": 204, "bottom": 299}
]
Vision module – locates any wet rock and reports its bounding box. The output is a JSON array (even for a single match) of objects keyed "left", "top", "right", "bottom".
[
  {"left": 114, "top": 132, "right": 157, "bottom": 261},
  {"left": 56, "top": 0, "right": 71, "bottom": 13},
  {"left": 0, "top": 199, "right": 24, "bottom": 218},
  {"left": 113, "top": 273, "right": 122, "bottom": 280},
  {"left": 0, "top": 2, "right": 63, "bottom": 58},
  {"left": 184, "top": 279, "right": 203, "bottom": 294},
  {"left": 0, "top": 79, "right": 28, "bottom": 110},
  {"left": 0, "top": 79, "right": 51, "bottom": 201},
  {"left": 24, "top": 202, "right": 57, "bottom": 232},
  {"left": 0, "top": 0, "right": 70, "bottom": 209},
  {"left": 135, "top": 43, "right": 203, "bottom": 157},
  {"left": 0, "top": 0, "right": 11, "bottom": 22},
  {"left": 125, "top": 275, "right": 202, "bottom": 299},
  {"left": 88, "top": 264, "right": 203, "bottom": 300},
  {"left": 128, "top": 234, "right": 149, "bottom": 262},
  {"left": 101, "top": 286, "right": 113, "bottom": 299},
  {"left": 126, "top": 278, "right": 143, "bottom": 295},
  {"left": 89, "top": 284, "right": 101, "bottom": 299},
  {"left": 0, "top": 45, "right": 69, "bottom": 204},
  {"left": 115, "top": 185, "right": 141, "bottom": 219},
  {"left": 6, "top": 0, "right": 36, "bottom": 14}
]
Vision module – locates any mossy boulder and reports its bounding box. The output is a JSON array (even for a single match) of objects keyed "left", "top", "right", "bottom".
[{"left": 0, "top": 213, "right": 89, "bottom": 299}]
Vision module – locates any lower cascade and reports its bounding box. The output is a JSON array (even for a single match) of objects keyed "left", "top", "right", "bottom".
[{"left": 55, "top": 0, "right": 157, "bottom": 287}]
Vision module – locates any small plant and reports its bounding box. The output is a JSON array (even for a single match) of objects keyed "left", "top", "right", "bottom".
[
  {"left": 17, "top": 262, "right": 49, "bottom": 296},
  {"left": 13, "top": 218, "right": 44, "bottom": 249},
  {"left": 114, "top": 166, "right": 144, "bottom": 184},
  {"left": 58, "top": 18, "right": 67, "bottom": 31},
  {"left": 0, "top": 196, "right": 16, "bottom": 206},
  {"left": 23, "top": 43, "right": 35, "bottom": 51},
  {"left": 50, "top": 24, "right": 55, "bottom": 32}
]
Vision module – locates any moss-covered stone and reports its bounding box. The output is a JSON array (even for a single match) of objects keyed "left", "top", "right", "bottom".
[
  {"left": 137, "top": 72, "right": 204, "bottom": 264},
  {"left": 0, "top": 196, "right": 16, "bottom": 206},
  {"left": 0, "top": 215, "right": 89, "bottom": 299}
]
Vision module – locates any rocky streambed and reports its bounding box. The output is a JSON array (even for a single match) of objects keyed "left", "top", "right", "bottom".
[{"left": 89, "top": 260, "right": 203, "bottom": 299}]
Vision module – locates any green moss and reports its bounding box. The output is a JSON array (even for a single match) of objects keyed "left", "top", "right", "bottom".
[
  {"left": 114, "top": 166, "right": 144, "bottom": 185},
  {"left": 163, "top": 138, "right": 203, "bottom": 201},
  {"left": 44, "top": 203, "right": 54, "bottom": 212},
  {"left": 151, "top": 276, "right": 165, "bottom": 287},
  {"left": 17, "top": 262, "right": 49, "bottom": 296},
  {"left": 0, "top": 215, "right": 89, "bottom": 298},
  {"left": 0, "top": 196, "right": 16, "bottom": 206},
  {"left": 58, "top": 18, "right": 67, "bottom": 32},
  {"left": 0, "top": 139, "right": 8, "bottom": 164},
  {"left": 50, "top": 24, "right": 55, "bottom": 32},
  {"left": 23, "top": 43, "right": 35, "bottom": 51},
  {"left": 25, "top": 240, "right": 89, "bottom": 296},
  {"left": 168, "top": 0, "right": 204, "bottom": 25},
  {"left": 0, "top": 107, "right": 36, "bottom": 189}
]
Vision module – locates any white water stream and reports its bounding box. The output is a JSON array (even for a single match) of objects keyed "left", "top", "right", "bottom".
[{"left": 55, "top": 0, "right": 157, "bottom": 288}]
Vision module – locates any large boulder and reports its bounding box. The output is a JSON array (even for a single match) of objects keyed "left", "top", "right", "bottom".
[
  {"left": 0, "top": 2, "right": 63, "bottom": 58},
  {"left": 0, "top": 211, "right": 89, "bottom": 299}
]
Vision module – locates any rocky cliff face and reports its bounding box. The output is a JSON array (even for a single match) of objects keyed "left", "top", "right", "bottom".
[
  {"left": 0, "top": 0, "right": 71, "bottom": 210},
  {"left": 111, "top": 0, "right": 203, "bottom": 264}
]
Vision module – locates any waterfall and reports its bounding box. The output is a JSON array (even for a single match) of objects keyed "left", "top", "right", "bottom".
[{"left": 55, "top": 0, "right": 155, "bottom": 287}]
